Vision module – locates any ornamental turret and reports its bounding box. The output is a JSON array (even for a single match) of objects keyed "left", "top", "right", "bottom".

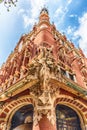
[{"left": 39, "top": 7, "right": 50, "bottom": 23}]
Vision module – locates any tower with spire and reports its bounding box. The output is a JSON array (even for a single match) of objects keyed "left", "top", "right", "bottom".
[{"left": 0, "top": 8, "right": 87, "bottom": 130}]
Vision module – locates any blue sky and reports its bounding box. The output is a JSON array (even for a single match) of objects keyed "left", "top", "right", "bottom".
[{"left": 0, "top": 0, "right": 87, "bottom": 67}]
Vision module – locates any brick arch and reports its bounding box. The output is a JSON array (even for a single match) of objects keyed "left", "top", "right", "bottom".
[
  {"left": 55, "top": 95, "right": 87, "bottom": 130},
  {"left": 0, "top": 95, "right": 35, "bottom": 130}
]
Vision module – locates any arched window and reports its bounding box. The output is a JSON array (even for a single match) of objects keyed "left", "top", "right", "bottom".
[
  {"left": 56, "top": 105, "right": 81, "bottom": 130},
  {"left": 10, "top": 104, "right": 33, "bottom": 130}
]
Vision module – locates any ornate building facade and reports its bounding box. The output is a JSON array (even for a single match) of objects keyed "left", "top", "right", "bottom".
[{"left": 0, "top": 8, "right": 87, "bottom": 130}]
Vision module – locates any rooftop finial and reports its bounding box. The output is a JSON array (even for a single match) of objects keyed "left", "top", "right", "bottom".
[
  {"left": 40, "top": 6, "right": 49, "bottom": 15},
  {"left": 39, "top": 6, "right": 49, "bottom": 23}
]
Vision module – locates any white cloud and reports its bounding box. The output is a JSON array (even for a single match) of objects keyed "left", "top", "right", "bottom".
[
  {"left": 54, "top": 6, "right": 68, "bottom": 26},
  {"left": 0, "top": 2, "right": 22, "bottom": 66},
  {"left": 54, "top": 0, "right": 72, "bottom": 24},
  {"left": 65, "top": 26, "right": 78, "bottom": 43},
  {"left": 19, "top": 0, "right": 48, "bottom": 28},
  {"left": 19, "top": 0, "right": 72, "bottom": 29},
  {"left": 66, "top": 26, "right": 74, "bottom": 34},
  {"left": 30, "top": 0, "right": 48, "bottom": 18},
  {"left": 69, "top": 14, "right": 77, "bottom": 18},
  {"left": 23, "top": 15, "right": 37, "bottom": 28},
  {"left": 74, "top": 13, "right": 87, "bottom": 57},
  {"left": 65, "top": 14, "right": 87, "bottom": 57},
  {"left": 67, "top": 0, "right": 72, "bottom": 4},
  {"left": 0, "top": 3, "right": 20, "bottom": 43},
  {"left": 54, "top": 6, "right": 63, "bottom": 17},
  {"left": 18, "top": 8, "right": 25, "bottom": 15}
]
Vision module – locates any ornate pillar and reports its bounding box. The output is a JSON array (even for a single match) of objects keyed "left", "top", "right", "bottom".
[
  {"left": 31, "top": 88, "right": 59, "bottom": 130},
  {"left": 39, "top": 115, "right": 56, "bottom": 130},
  {"left": 33, "top": 108, "right": 40, "bottom": 130},
  {"left": 29, "top": 46, "right": 60, "bottom": 130},
  {"left": 33, "top": 102, "right": 57, "bottom": 130}
]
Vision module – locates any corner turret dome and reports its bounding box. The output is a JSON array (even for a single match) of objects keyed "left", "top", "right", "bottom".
[
  {"left": 40, "top": 7, "right": 49, "bottom": 15},
  {"left": 39, "top": 7, "right": 50, "bottom": 24}
]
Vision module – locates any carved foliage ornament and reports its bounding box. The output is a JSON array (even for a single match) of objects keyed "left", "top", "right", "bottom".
[
  {"left": 32, "top": 87, "right": 59, "bottom": 126},
  {"left": 0, "top": 122, "right": 6, "bottom": 130},
  {"left": 29, "top": 46, "right": 61, "bottom": 125}
]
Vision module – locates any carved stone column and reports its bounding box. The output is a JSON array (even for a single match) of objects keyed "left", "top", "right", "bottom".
[
  {"left": 33, "top": 107, "right": 40, "bottom": 130},
  {"left": 33, "top": 104, "right": 57, "bottom": 130},
  {"left": 31, "top": 87, "right": 59, "bottom": 130},
  {"left": 39, "top": 115, "right": 56, "bottom": 130},
  {"left": 33, "top": 101, "right": 57, "bottom": 130},
  {"left": 29, "top": 46, "right": 60, "bottom": 130},
  {"left": 33, "top": 124, "right": 40, "bottom": 130}
]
